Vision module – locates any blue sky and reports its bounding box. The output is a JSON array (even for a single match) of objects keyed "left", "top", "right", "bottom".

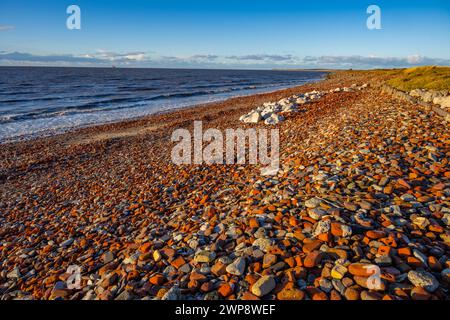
[{"left": 0, "top": 0, "right": 449, "bottom": 69}]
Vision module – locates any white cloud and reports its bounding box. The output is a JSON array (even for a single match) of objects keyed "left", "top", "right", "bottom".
[
  {"left": 301, "top": 55, "right": 450, "bottom": 69},
  {"left": 89, "top": 50, "right": 149, "bottom": 62},
  {"left": 0, "top": 51, "right": 449, "bottom": 69},
  {"left": 406, "top": 54, "right": 423, "bottom": 64},
  {"left": 226, "top": 54, "right": 297, "bottom": 62},
  {"left": 0, "top": 25, "right": 15, "bottom": 31}
]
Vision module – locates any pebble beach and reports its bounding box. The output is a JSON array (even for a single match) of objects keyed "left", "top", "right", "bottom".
[{"left": 0, "top": 70, "right": 449, "bottom": 300}]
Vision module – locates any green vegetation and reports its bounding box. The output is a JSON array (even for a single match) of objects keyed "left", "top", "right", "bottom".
[{"left": 386, "top": 66, "right": 450, "bottom": 91}]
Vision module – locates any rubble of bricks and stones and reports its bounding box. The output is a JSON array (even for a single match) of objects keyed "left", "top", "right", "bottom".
[{"left": 0, "top": 71, "right": 448, "bottom": 300}]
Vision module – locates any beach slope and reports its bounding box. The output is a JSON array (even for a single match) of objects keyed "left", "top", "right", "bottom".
[{"left": 0, "top": 70, "right": 448, "bottom": 300}]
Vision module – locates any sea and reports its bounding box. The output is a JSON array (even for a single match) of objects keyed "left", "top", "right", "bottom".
[{"left": 0, "top": 67, "right": 327, "bottom": 142}]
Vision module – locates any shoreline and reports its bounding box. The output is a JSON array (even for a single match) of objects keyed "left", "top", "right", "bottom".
[
  {"left": 0, "top": 74, "right": 335, "bottom": 148},
  {"left": 0, "top": 74, "right": 328, "bottom": 145}
]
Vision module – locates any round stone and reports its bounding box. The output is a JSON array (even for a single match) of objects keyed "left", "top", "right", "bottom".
[
  {"left": 407, "top": 270, "right": 439, "bottom": 292},
  {"left": 251, "top": 275, "right": 276, "bottom": 297}
]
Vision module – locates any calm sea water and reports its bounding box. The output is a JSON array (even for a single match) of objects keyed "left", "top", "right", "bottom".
[{"left": 0, "top": 67, "right": 326, "bottom": 141}]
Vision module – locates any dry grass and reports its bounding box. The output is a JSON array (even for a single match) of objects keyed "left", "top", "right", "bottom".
[{"left": 386, "top": 66, "right": 450, "bottom": 91}]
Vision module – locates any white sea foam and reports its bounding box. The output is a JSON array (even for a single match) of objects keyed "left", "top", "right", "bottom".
[{"left": 0, "top": 68, "right": 326, "bottom": 143}]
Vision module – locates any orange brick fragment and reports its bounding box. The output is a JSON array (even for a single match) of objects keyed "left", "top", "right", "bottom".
[
  {"left": 397, "top": 247, "right": 411, "bottom": 256},
  {"left": 378, "top": 245, "right": 391, "bottom": 256},
  {"left": 171, "top": 256, "right": 186, "bottom": 269}
]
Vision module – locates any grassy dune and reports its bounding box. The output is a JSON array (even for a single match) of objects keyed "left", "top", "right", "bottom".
[{"left": 386, "top": 66, "right": 450, "bottom": 91}]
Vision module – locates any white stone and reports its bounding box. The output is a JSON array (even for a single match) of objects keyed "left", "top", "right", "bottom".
[
  {"left": 252, "top": 238, "right": 273, "bottom": 252},
  {"left": 194, "top": 250, "right": 216, "bottom": 263},
  {"left": 226, "top": 257, "right": 246, "bottom": 276},
  {"left": 240, "top": 110, "right": 261, "bottom": 123},
  {"left": 308, "top": 208, "right": 327, "bottom": 220},
  {"left": 263, "top": 102, "right": 277, "bottom": 108},
  {"left": 314, "top": 220, "right": 331, "bottom": 237},
  {"left": 261, "top": 109, "right": 274, "bottom": 120},
  {"left": 433, "top": 96, "right": 450, "bottom": 110},
  {"left": 407, "top": 270, "right": 439, "bottom": 292},
  {"left": 410, "top": 89, "right": 425, "bottom": 98},
  {"left": 251, "top": 275, "right": 276, "bottom": 297},
  {"left": 305, "top": 197, "right": 322, "bottom": 208},
  {"left": 281, "top": 103, "right": 297, "bottom": 113},
  {"left": 341, "top": 225, "right": 352, "bottom": 238},
  {"left": 161, "top": 285, "right": 181, "bottom": 300},
  {"left": 264, "top": 113, "right": 284, "bottom": 125}
]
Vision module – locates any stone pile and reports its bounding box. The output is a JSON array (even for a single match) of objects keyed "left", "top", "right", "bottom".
[
  {"left": 239, "top": 84, "right": 369, "bottom": 125},
  {"left": 410, "top": 89, "right": 450, "bottom": 111}
]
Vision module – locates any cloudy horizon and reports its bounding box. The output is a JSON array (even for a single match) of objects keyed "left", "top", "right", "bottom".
[{"left": 0, "top": 50, "right": 449, "bottom": 70}]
